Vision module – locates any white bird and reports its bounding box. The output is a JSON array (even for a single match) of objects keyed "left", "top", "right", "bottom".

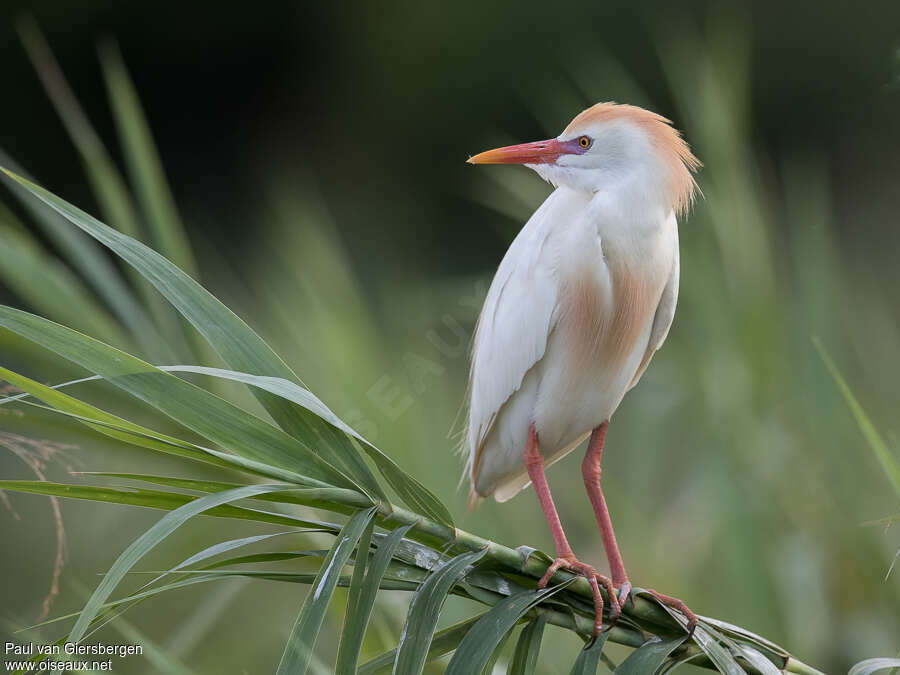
[{"left": 465, "top": 102, "right": 700, "bottom": 634}]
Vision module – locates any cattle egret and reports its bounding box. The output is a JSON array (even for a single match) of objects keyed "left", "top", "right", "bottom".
[{"left": 465, "top": 102, "right": 701, "bottom": 635}]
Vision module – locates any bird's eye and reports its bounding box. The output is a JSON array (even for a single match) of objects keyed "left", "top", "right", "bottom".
[{"left": 578, "top": 136, "right": 592, "bottom": 149}]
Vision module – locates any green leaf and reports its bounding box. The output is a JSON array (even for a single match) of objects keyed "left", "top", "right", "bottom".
[
  {"left": 122, "top": 529, "right": 328, "bottom": 623},
  {"left": 394, "top": 547, "right": 489, "bottom": 675},
  {"left": 0, "top": 480, "right": 330, "bottom": 529},
  {"left": 814, "top": 338, "right": 900, "bottom": 499},
  {"left": 161, "top": 365, "right": 452, "bottom": 526},
  {"left": 509, "top": 614, "right": 549, "bottom": 675},
  {"left": 689, "top": 625, "right": 746, "bottom": 675},
  {"left": 849, "top": 658, "right": 900, "bottom": 675},
  {"left": 1, "top": 362, "right": 454, "bottom": 526},
  {"left": 200, "top": 550, "right": 328, "bottom": 570},
  {"left": 15, "top": 17, "right": 189, "bottom": 355},
  {"left": 98, "top": 40, "right": 198, "bottom": 278},
  {"left": 0, "top": 365, "right": 246, "bottom": 477},
  {"left": 334, "top": 517, "right": 374, "bottom": 675},
  {"left": 68, "top": 483, "right": 303, "bottom": 643},
  {"left": 699, "top": 617, "right": 789, "bottom": 663},
  {"left": 164, "top": 569, "right": 418, "bottom": 591},
  {"left": 569, "top": 632, "right": 611, "bottom": 675},
  {"left": 0, "top": 152, "right": 168, "bottom": 360},
  {"left": 16, "top": 17, "right": 141, "bottom": 241},
  {"left": 0, "top": 168, "right": 384, "bottom": 497},
  {"left": 25, "top": 574, "right": 239, "bottom": 634},
  {"left": 446, "top": 583, "right": 575, "bottom": 675},
  {"left": 862, "top": 514, "right": 900, "bottom": 527},
  {"left": 658, "top": 653, "right": 703, "bottom": 674},
  {"left": 731, "top": 645, "right": 782, "bottom": 675},
  {"left": 80, "top": 472, "right": 370, "bottom": 512},
  {"left": 167, "top": 535, "right": 333, "bottom": 571},
  {"left": 104, "top": 613, "right": 200, "bottom": 675},
  {"left": 3, "top": 389, "right": 350, "bottom": 491},
  {"left": 21, "top": 398, "right": 338, "bottom": 489},
  {"left": 0, "top": 306, "right": 356, "bottom": 490},
  {"left": 373, "top": 534, "right": 443, "bottom": 572},
  {"left": 0, "top": 218, "right": 130, "bottom": 348},
  {"left": 2, "top": 162, "right": 455, "bottom": 519},
  {"left": 632, "top": 590, "right": 745, "bottom": 674},
  {"left": 463, "top": 569, "right": 532, "bottom": 599},
  {"left": 335, "top": 523, "right": 415, "bottom": 675},
  {"left": 276, "top": 507, "right": 377, "bottom": 675},
  {"left": 482, "top": 628, "right": 515, "bottom": 674},
  {"left": 95, "top": 41, "right": 227, "bottom": 367},
  {"left": 358, "top": 615, "right": 483, "bottom": 675},
  {"left": 613, "top": 635, "right": 687, "bottom": 674}
]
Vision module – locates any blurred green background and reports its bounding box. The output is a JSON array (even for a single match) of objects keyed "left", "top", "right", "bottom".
[{"left": 1, "top": 1, "right": 898, "bottom": 672}]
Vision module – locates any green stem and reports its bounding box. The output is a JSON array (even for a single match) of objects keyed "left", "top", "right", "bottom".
[{"left": 785, "top": 657, "right": 827, "bottom": 675}]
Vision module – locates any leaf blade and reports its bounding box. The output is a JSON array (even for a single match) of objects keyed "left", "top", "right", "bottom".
[
  {"left": 849, "top": 658, "right": 900, "bottom": 675},
  {"left": 15, "top": 16, "right": 190, "bottom": 354},
  {"left": 613, "top": 635, "right": 687, "bottom": 674},
  {"left": 98, "top": 40, "right": 198, "bottom": 277},
  {"left": 394, "top": 547, "right": 490, "bottom": 675},
  {"left": 335, "top": 523, "right": 415, "bottom": 675},
  {"left": 814, "top": 338, "right": 900, "bottom": 498},
  {"left": 1, "top": 362, "right": 453, "bottom": 526},
  {"left": 276, "top": 507, "right": 377, "bottom": 675},
  {"left": 0, "top": 168, "right": 383, "bottom": 497},
  {"left": 68, "top": 483, "right": 303, "bottom": 643},
  {"left": 0, "top": 480, "right": 330, "bottom": 529},
  {"left": 689, "top": 625, "right": 746, "bottom": 675},
  {"left": 0, "top": 306, "right": 355, "bottom": 490},
  {"left": 0, "top": 216, "right": 130, "bottom": 348},
  {"left": 358, "top": 615, "right": 483, "bottom": 675},
  {"left": 509, "top": 614, "right": 549, "bottom": 675},
  {"left": 0, "top": 152, "right": 167, "bottom": 359},
  {"left": 162, "top": 365, "right": 452, "bottom": 526},
  {"left": 569, "top": 632, "right": 611, "bottom": 675},
  {"left": 0, "top": 365, "right": 241, "bottom": 475},
  {"left": 446, "top": 583, "right": 575, "bottom": 675}
]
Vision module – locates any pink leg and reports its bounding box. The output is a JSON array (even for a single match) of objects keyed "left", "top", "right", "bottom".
[
  {"left": 582, "top": 422, "right": 698, "bottom": 633},
  {"left": 525, "top": 424, "right": 619, "bottom": 634},
  {"left": 524, "top": 424, "right": 574, "bottom": 560},
  {"left": 582, "top": 423, "right": 628, "bottom": 589}
]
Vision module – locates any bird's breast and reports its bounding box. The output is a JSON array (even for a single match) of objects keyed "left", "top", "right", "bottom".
[{"left": 558, "top": 254, "right": 660, "bottom": 372}]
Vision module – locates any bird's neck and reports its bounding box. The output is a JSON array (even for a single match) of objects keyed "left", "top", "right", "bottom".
[
  {"left": 544, "top": 185, "right": 675, "bottom": 280},
  {"left": 583, "top": 169, "right": 674, "bottom": 241}
]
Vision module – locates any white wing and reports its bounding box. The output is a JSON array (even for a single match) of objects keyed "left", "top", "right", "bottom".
[
  {"left": 628, "top": 229, "right": 679, "bottom": 389},
  {"left": 466, "top": 189, "right": 583, "bottom": 493}
]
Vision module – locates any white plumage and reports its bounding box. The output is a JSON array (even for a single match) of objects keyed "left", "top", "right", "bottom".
[{"left": 466, "top": 102, "right": 697, "bottom": 502}]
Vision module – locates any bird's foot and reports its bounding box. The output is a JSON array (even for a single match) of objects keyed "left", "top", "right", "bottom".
[
  {"left": 538, "top": 556, "right": 621, "bottom": 635},
  {"left": 645, "top": 588, "right": 698, "bottom": 636},
  {"left": 616, "top": 580, "right": 632, "bottom": 607}
]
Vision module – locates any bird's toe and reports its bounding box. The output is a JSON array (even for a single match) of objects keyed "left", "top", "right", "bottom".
[
  {"left": 594, "top": 574, "right": 621, "bottom": 626},
  {"left": 616, "top": 580, "right": 632, "bottom": 608},
  {"left": 646, "top": 589, "right": 698, "bottom": 636},
  {"left": 538, "top": 556, "right": 576, "bottom": 589},
  {"left": 539, "top": 557, "right": 618, "bottom": 635}
]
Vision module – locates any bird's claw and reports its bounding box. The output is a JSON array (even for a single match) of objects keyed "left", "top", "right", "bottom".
[
  {"left": 646, "top": 588, "right": 698, "bottom": 636},
  {"left": 538, "top": 556, "right": 621, "bottom": 635},
  {"left": 616, "top": 580, "right": 633, "bottom": 608}
]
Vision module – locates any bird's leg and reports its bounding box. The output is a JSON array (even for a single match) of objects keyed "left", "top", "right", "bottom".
[
  {"left": 524, "top": 424, "right": 619, "bottom": 635},
  {"left": 582, "top": 423, "right": 629, "bottom": 596},
  {"left": 582, "top": 422, "right": 698, "bottom": 634}
]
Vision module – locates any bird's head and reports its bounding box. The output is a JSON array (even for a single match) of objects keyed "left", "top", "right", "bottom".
[{"left": 467, "top": 102, "right": 700, "bottom": 217}]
